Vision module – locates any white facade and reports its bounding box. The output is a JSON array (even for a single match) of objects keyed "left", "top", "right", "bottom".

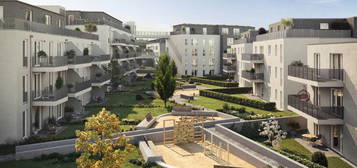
[
  {"left": 287, "top": 42, "right": 357, "bottom": 165},
  {"left": 167, "top": 35, "right": 220, "bottom": 76}
]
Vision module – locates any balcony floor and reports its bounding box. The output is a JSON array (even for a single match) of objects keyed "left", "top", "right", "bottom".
[
  {"left": 288, "top": 105, "right": 344, "bottom": 125},
  {"left": 32, "top": 97, "right": 68, "bottom": 107}
]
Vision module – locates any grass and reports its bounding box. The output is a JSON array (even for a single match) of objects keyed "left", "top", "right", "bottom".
[
  {"left": 197, "top": 83, "right": 225, "bottom": 89},
  {"left": 0, "top": 147, "right": 156, "bottom": 168},
  {"left": 280, "top": 138, "right": 312, "bottom": 159},
  {"left": 328, "top": 157, "right": 353, "bottom": 168},
  {"left": 190, "top": 96, "right": 296, "bottom": 117}
]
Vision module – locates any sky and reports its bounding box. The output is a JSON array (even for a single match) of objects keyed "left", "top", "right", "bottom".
[{"left": 21, "top": 0, "right": 357, "bottom": 32}]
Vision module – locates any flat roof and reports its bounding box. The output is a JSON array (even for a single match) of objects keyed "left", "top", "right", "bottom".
[
  {"left": 173, "top": 23, "right": 254, "bottom": 28},
  {"left": 308, "top": 40, "right": 357, "bottom": 46}
]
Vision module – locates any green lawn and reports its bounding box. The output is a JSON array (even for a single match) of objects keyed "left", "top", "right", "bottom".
[
  {"left": 0, "top": 147, "right": 157, "bottom": 168},
  {"left": 191, "top": 96, "right": 296, "bottom": 117},
  {"left": 197, "top": 83, "right": 225, "bottom": 89},
  {"left": 328, "top": 157, "right": 353, "bottom": 168},
  {"left": 231, "top": 94, "right": 265, "bottom": 102}
]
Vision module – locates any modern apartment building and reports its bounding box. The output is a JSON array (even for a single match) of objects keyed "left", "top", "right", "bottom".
[
  {"left": 0, "top": 0, "right": 151, "bottom": 143},
  {"left": 167, "top": 24, "right": 254, "bottom": 77},
  {"left": 287, "top": 41, "right": 357, "bottom": 164},
  {"left": 136, "top": 31, "right": 170, "bottom": 41},
  {"left": 146, "top": 38, "right": 167, "bottom": 61},
  {"left": 232, "top": 18, "right": 357, "bottom": 110}
]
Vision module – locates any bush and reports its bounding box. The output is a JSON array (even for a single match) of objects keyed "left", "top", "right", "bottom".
[
  {"left": 55, "top": 76, "right": 63, "bottom": 89},
  {"left": 311, "top": 152, "right": 328, "bottom": 167},
  {"left": 189, "top": 77, "right": 239, "bottom": 87},
  {"left": 0, "top": 144, "right": 15, "bottom": 155},
  {"left": 208, "top": 87, "right": 252, "bottom": 94},
  {"left": 129, "top": 159, "right": 143, "bottom": 166},
  {"left": 200, "top": 89, "right": 276, "bottom": 111},
  {"left": 278, "top": 150, "right": 326, "bottom": 168},
  {"left": 135, "top": 94, "right": 144, "bottom": 100},
  {"left": 83, "top": 48, "right": 89, "bottom": 56}
]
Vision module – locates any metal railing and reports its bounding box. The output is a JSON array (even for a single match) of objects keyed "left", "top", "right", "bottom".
[
  {"left": 241, "top": 71, "right": 264, "bottom": 80},
  {"left": 23, "top": 57, "right": 28, "bottom": 67},
  {"left": 92, "top": 74, "right": 111, "bottom": 83},
  {"left": 288, "top": 95, "right": 344, "bottom": 119},
  {"left": 256, "top": 29, "right": 351, "bottom": 41},
  {"left": 288, "top": 65, "right": 344, "bottom": 81},
  {"left": 33, "top": 87, "right": 68, "bottom": 102},
  {"left": 68, "top": 56, "right": 93, "bottom": 65},
  {"left": 223, "top": 53, "right": 236, "bottom": 59},
  {"left": 68, "top": 19, "right": 130, "bottom": 33},
  {"left": 0, "top": 17, "right": 98, "bottom": 40},
  {"left": 32, "top": 56, "right": 68, "bottom": 67},
  {"left": 242, "top": 54, "right": 264, "bottom": 61},
  {"left": 223, "top": 65, "right": 237, "bottom": 71},
  {"left": 91, "top": 55, "right": 110, "bottom": 62},
  {"left": 23, "top": 91, "right": 28, "bottom": 103},
  {"left": 68, "top": 80, "right": 92, "bottom": 93}
]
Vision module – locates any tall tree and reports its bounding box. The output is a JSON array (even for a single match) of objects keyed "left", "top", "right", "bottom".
[
  {"left": 154, "top": 52, "right": 177, "bottom": 107},
  {"left": 75, "top": 108, "right": 134, "bottom": 168}
]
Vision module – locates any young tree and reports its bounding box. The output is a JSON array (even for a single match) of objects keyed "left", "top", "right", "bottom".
[
  {"left": 153, "top": 52, "right": 176, "bottom": 107},
  {"left": 259, "top": 119, "right": 287, "bottom": 148},
  {"left": 85, "top": 24, "right": 98, "bottom": 33},
  {"left": 281, "top": 18, "right": 293, "bottom": 28},
  {"left": 75, "top": 108, "right": 134, "bottom": 168}
]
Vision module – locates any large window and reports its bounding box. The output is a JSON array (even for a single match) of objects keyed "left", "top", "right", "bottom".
[
  {"left": 68, "top": 15, "right": 75, "bottom": 24},
  {"left": 25, "top": 10, "right": 32, "bottom": 21},
  {"left": 233, "top": 28, "right": 240, "bottom": 35},
  {"left": 227, "top": 38, "right": 234, "bottom": 46},
  {"left": 45, "top": 15, "right": 51, "bottom": 25},
  {"left": 268, "top": 45, "right": 271, "bottom": 56},
  {"left": 222, "top": 28, "right": 229, "bottom": 35},
  {"left": 203, "top": 27, "right": 207, "bottom": 35}
]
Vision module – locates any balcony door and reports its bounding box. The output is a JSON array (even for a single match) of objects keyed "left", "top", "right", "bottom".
[
  {"left": 331, "top": 89, "right": 343, "bottom": 107},
  {"left": 313, "top": 53, "right": 320, "bottom": 76},
  {"left": 331, "top": 126, "right": 343, "bottom": 153},
  {"left": 330, "top": 54, "right": 343, "bottom": 80}
]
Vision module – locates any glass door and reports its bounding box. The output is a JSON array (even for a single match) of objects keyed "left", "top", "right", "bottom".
[
  {"left": 330, "top": 54, "right": 343, "bottom": 79},
  {"left": 331, "top": 126, "right": 342, "bottom": 152},
  {"left": 331, "top": 89, "right": 343, "bottom": 107}
]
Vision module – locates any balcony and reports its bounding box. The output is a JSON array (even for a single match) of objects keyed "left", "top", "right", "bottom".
[
  {"left": 241, "top": 71, "right": 264, "bottom": 83},
  {"left": 32, "top": 56, "right": 68, "bottom": 72},
  {"left": 68, "top": 80, "right": 92, "bottom": 97},
  {"left": 223, "top": 65, "right": 236, "bottom": 73},
  {"left": 0, "top": 17, "right": 98, "bottom": 40},
  {"left": 288, "top": 95, "right": 344, "bottom": 125},
  {"left": 242, "top": 54, "right": 264, "bottom": 64},
  {"left": 223, "top": 53, "right": 236, "bottom": 60},
  {"left": 92, "top": 74, "right": 111, "bottom": 87},
  {"left": 32, "top": 87, "right": 68, "bottom": 106},
  {"left": 256, "top": 29, "right": 351, "bottom": 41},
  {"left": 68, "top": 56, "right": 93, "bottom": 68},
  {"left": 288, "top": 65, "right": 344, "bottom": 87},
  {"left": 91, "top": 55, "right": 111, "bottom": 64}
]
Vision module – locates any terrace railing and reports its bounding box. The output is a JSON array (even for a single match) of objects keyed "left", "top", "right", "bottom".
[
  {"left": 33, "top": 87, "right": 68, "bottom": 102},
  {"left": 241, "top": 71, "right": 264, "bottom": 80},
  {"left": 33, "top": 56, "right": 68, "bottom": 67},
  {"left": 288, "top": 65, "right": 344, "bottom": 81},
  {"left": 288, "top": 95, "right": 344, "bottom": 119},
  {"left": 68, "top": 56, "right": 93, "bottom": 65},
  {"left": 242, "top": 54, "right": 264, "bottom": 62}
]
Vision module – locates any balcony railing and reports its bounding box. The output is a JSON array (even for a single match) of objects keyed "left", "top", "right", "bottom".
[
  {"left": 288, "top": 65, "right": 344, "bottom": 82},
  {"left": 68, "top": 80, "right": 92, "bottom": 93},
  {"left": 33, "top": 56, "right": 68, "bottom": 67},
  {"left": 223, "top": 65, "right": 237, "bottom": 72},
  {"left": 242, "top": 71, "right": 264, "bottom": 80},
  {"left": 23, "top": 91, "right": 28, "bottom": 103},
  {"left": 0, "top": 17, "right": 98, "bottom": 40},
  {"left": 256, "top": 29, "right": 351, "bottom": 41},
  {"left": 68, "top": 56, "right": 93, "bottom": 65},
  {"left": 33, "top": 87, "right": 68, "bottom": 102},
  {"left": 68, "top": 20, "right": 130, "bottom": 33},
  {"left": 91, "top": 55, "right": 110, "bottom": 62},
  {"left": 242, "top": 54, "right": 264, "bottom": 62},
  {"left": 223, "top": 53, "right": 236, "bottom": 60},
  {"left": 92, "top": 74, "right": 111, "bottom": 83},
  {"left": 23, "top": 57, "right": 28, "bottom": 67},
  {"left": 288, "top": 95, "right": 344, "bottom": 119}
]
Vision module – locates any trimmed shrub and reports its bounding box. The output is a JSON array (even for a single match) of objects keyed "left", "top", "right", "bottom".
[
  {"left": 311, "top": 152, "right": 328, "bottom": 167},
  {"left": 0, "top": 144, "right": 15, "bottom": 155},
  {"left": 278, "top": 150, "right": 326, "bottom": 168},
  {"left": 200, "top": 89, "right": 276, "bottom": 111},
  {"left": 135, "top": 94, "right": 144, "bottom": 100},
  {"left": 189, "top": 77, "right": 239, "bottom": 87},
  {"left": 208, "top": 87, "right": 252, "bottom": 94}
]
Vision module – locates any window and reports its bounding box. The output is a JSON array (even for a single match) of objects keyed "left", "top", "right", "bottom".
[
  {"left": 320, "top": 23, "right": 329, "bottom": 30},
  {"left": 209, "top": 40, "right": 214, "bottom": 47},
  {"left": 23, "top": 40, "right": 27, "bottom": 67},
  {"left": 222, "top": 28, "right": 229, "bottom": 35},
  {"left": 209, "top": 58, "right": 214, "bottom": 66},
  {"left": 192, "top": 59, "right": 197, "bottom": 66},
  {"left": 45, "top": 15, "right": 51, "bottom": 25},
  {"left": 22, "top": 111, "right": 26, "bottom": 137},
  {"left": 259, "top": 46, "right": 264, "bottom": 54},
  {"left": 268, "top": 66, "right": 271, "bottom": 78},
  {"left": 277, "top": 25, "right": 281, "bottom": 31},
  {"left": 268, "top": 45, "right": 271, "bottom": 56},
  {"left": 25, "top": 10, "right": 32, "bottom": 21},
  {"left": 274, "top": 45, "right": 277, "bottom": 56},
  {"left": 185, "top": 39, "right": 188, "bottom": 45},
  {"left": 203, "top": 27, "right": 207, "bottom": 35},
  {"left": 58, "top": 19, "right": 62, "bottom": 27},
  {"left": 275, "top": 89, "right": 278, "bottom": 100},
  {"left": 185, "top": 70, "right": 187, "bottom": 75},
  {"left": 191, "top": 39, "right": 194, "bottom": 45},
  {"left": 280, "top": 44, "right": 283, "bottom": 62},
  {"left": 233, "top": 28, "right": 240, "bottom": 35},
  {"left": 275, "top": 67, "right": 277, "bottom": 78},
  {"left": 227, "top": 38, "right": 234, "bottom": 46},
  {"left": 202, "top": 39, "right": 206, "bottom": 46},
  {"left": 23, "top": 76, "right": 26, "bottom": 103},
  {"left": 254, "top": 46, "right": 258, "bottom": 53},
  {"left": 193, "top": 39, "right": 198, "bottom": 46},
  {"left": 203, "top": 49, "right": 206, "bottom": 56},
  {"left": 280, "top": 68, "right": 282, "bottom": 86},
  {"left": 185, "top": 27, "right": 190, "bottom": 34},
  {"left": 68, "top": 15, "right": 75, "bottom": 24},
  {"left": 280, "top": 91, "right": 283, "bottom": 109}
]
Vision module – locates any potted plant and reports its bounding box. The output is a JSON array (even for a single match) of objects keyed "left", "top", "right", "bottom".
[
  {"left": 250, "top": 68, "right": 256, "bottom": 73},
  {"left": 38, "top": 50, "right": 47, "bottom": 58},
  {"left": 84, "top": 24, "right": 97, "bottom": 33},
  {"left": 290, "top": 60, "right": 304, "bottom": 66},
  {"left": 55, "top": 76, "right": 63, "bottom": 89},
  {"left": 83, "top": 48, "right": 89, "bottom": 56}
]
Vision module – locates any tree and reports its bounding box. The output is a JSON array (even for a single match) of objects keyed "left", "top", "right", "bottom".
[
  {"left": 75, "top": 108, "right": 134, "bottom": 168},
  {"left": 55, "top": 76, "right": 63, "bottom": 89},
  {"left": 281, "top": 18, "right": 293, "bottom": 28},
  {"left": 153, "top": 52, "right": 176, "bottom": 107},
  {"left": 311, "top": 152, "right": 328, "bottom": 167},
  {"left": 106, "top": 60, "right": 121, "bottom": 89},
  {"left": 258, "top": 27, "right": 268, "bottom": 34},
  {"left": 259, "top": 119, "right": 287, "bottom": 148},
  {"left": 85, "top": 24, "right": 98, "bottom": 33}
]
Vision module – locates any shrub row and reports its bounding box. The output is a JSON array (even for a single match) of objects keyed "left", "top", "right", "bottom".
[
  {"left": 121, "top": 119, "right": 141, "bottom": 125},
  {"left": 189, "top": 77, "right": 239, "bottom": 87},
  {"left": 86, "top": 104, "right": 161, "bottom": 109},
  {"left": 278, "top": 150, "right": 326, "bottom": 168},
  {"left": 0, "top": 144, "right": 15, "bottom": 155},
  {"left": 200, "top": 90, "right": 276, "bottom": 111},
  {"left": 208, "top": 87, "right": 252, "bottom": 94}
]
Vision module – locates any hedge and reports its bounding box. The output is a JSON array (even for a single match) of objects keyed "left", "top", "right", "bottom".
[
  {"left": 208, "top": 87, "right": 252, "bottom": 94},
  {"left": 200, "top": 89, "right": 276, "bottom": 111},
  {"left": 190, "top": 77, "right": 239, "bottom": 87},
  {"left": 278, "top": 150, "right": 326, "bottom": 168}
]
